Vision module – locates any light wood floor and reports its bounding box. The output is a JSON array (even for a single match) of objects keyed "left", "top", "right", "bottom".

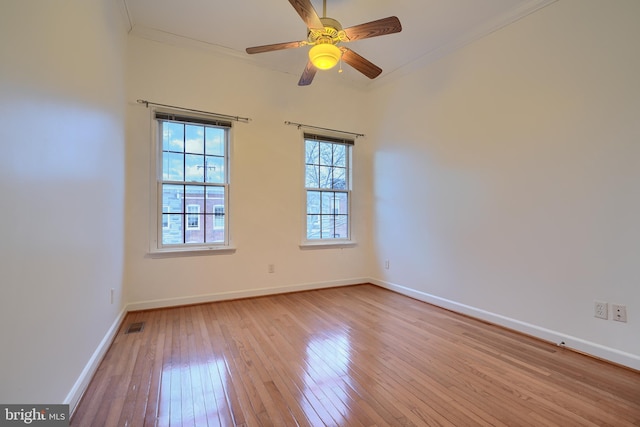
[{"left": 71, "top": 284, "right": 640, "bottom": 426}]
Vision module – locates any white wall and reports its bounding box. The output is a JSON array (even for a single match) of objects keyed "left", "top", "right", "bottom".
[
  {"left": 124, "top": 37, "right": 372, "bottom": 307},
  {"left": 0, "top": 0, "right": 127, "bottom": 405},
  {"left": 369, "top": 0, "right": 640, "bottom": 368}
]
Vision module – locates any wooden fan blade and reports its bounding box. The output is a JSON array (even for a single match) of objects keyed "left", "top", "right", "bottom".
[
  {"left": 343, "top": 16, "right": 402, "bottom": 41},
  {"left": 341, "top": 48, "right": 382, "bottom": 79},
  {"left": 298, "top": 61, "right": 317, "bottom": 86},
  {"left": 246, "top": 41, "right": 304, "bottom": 54},
  {"left": 288, "top": 0, "right": 324, "bottom": 30}
]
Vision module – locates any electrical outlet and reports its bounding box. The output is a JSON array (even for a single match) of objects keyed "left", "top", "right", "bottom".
[
  {"left": 594, "top": 301, "right": 608, "bottom": 319},
  {"left": 268, "top": 264, "right": 275, "bottom": 274},
  {"left": 110, "top": 288, "right": 115, "bottom": 304},
  {"left": 612, "top": 304, "right": 627, "bottom": 322},
  {"left": 384, "top": 260, "right": 390, "bottom": 270}
]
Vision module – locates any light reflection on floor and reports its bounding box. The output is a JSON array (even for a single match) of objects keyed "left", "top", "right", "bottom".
[
  {"left": 303, "top": 331, "right": 353, "bottom": 425},
  {"left": 157, "top": 357, "right": 232, "bottom": 426},
  {"left": 155, "top": 328, "right": 357, "bottom": 425}
]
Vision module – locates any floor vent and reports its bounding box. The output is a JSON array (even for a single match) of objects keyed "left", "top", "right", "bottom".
[{"left": 124, "top": 322, "right": 145, "bottom": 334}]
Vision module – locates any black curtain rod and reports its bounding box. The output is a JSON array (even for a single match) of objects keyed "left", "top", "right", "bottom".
[
  {"left": 137, "top": 99, "right": 251, "bottom": 123},
  {"left": 284, "top": 121, "right": 364, "bottom": 138}
]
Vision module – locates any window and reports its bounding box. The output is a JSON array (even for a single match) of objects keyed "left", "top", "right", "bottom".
[
  {"left": 186, "top": 204, "right": 200, "bottom": 230},
  {"left": 152, "top": 111, "right": 231, "bottom": 251},
  {"left": 213, "top": 205, "right": 225, "bottom": 230},
  {"left": 304, "top": 133, "right": 352, "bottom": 242}
]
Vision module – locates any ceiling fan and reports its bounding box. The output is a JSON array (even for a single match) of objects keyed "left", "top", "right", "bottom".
[{"left": 245, "top": 0, "right": 402, "bottom": 86}]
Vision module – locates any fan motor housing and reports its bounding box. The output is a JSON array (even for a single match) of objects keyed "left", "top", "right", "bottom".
[{"left": 308, "top": 17, "right": 345, "bottom": 44}]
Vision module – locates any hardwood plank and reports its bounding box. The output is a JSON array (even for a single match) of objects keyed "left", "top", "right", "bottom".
[
  {"left": 71, "top": 284, "right": 640, "bottom": 426},
  {"left": 143, "top": 310, "right": 167, "bottom": 425}
]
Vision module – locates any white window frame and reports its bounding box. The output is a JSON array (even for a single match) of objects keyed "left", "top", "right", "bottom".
[
  {"left": 148, "top": 108, "right": 235, "bottom": 256},
  {"left": 301, "top": 132, "right": 356, "bottom": 248}
]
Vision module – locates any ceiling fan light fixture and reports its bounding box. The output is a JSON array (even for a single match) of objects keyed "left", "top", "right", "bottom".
[
  {"left": 309, "top": 43, "right": 341, "bottom": 70},
  {"left": 245, "top": 0, "right": 402, "bottom": 85}
]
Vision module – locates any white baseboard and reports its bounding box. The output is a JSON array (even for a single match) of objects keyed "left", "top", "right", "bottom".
[
  {"left": 65, "top": 306, "right": 127, "bottom": 414},
  {"left": 371, "top": 278, "right": 640, "bottom": 371},
  {"left": 126, "top": 277, "right": 367, "bottom": 311}
]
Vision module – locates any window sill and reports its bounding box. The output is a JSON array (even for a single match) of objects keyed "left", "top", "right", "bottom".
[
  {"left": 299, "top": 240, "right": 357, "bottom": 250},
  {"left": 148, "top": 246, "right": 236, "bottom": 258}
]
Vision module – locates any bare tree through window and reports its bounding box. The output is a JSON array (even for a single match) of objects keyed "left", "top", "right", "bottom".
[{"left": 305, "top": 136, "right": 352, "bottom": 240}]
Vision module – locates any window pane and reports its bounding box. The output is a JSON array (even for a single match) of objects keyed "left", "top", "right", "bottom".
[
  {"left": 185, "top": 125, "right": 205, "bottom": 154},
  {"left": 319, "top": 166, "right": 332, "bottom": 189},
  {"left": 162, "top": 184, "right": 184, "bottom": 211},
  {"left": 185, "top": 216, "right": 204, "bottom": 243},
  {"left": 307, "top": 214, "right": 320, "bottom": 239},
  {"left": 163, "top": 214, "right": 183, "bottom": 244},
  {"left": 335, "top": 192, "right": 348, "bottom": 214},
  {"left": 185, "top": 185, "right": 204, "bottom": 201},
  {"left": 163, "top": 152, "right": 184, "bottom": 181},
  {"left": 162, "top": 205, "right": 171, "bottom": 229},
  {"left": 321, "top": 192, "right": 334, "bottom": 214},
  {"left": 185, "top": 186, "right": 204, "bottom": 233},
  {"left": 305, "top": 140, "right": 319, "bottom": 164},
  {"left": 332, "top": 167, "right": 346, "bottom": 189},
  {"left": 206, "top": 127, "right": 225, "bottom": 156},
  {"left": 307, "top": 191, "right": 320, "bottom": 214},
  {"left": 185, "top": 189, "right": 203, "bottom": 243},
  {"left": 205, "top": 214, "right": 224, "bottom": 243},
  {"left": 319, "top": 142, "right": 333, "bottom": 166},
  {"left": 205, "top": 156, "right": 224, "bottom": 183},
  {"left": 335, "top": 215, "right": 348, "bottom": 238},
  {"left": 206, "top": 187, "right": 225, "bottom": 243},
  {"left": 333, "top": 144, "right": 346, "bottom": 167},
  {"left": 321, "top": 215, "right": 335, "bottom": 238},
  {"left": 206, "top": 186, "right": 225, "bottom": 213},
  {"left": 185, "top": 154, "right": 204, "bottom": 182},
  {"left": 306, "top": 164, "right": 319, "bottom": 188},
  {"left": 214, "top": 206, "right": 225, "bottom": 229},
  {"left": 163, "top": 122, "right": 184, "bottom": 152}
]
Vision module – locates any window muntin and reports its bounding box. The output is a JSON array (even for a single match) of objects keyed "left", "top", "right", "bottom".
[
  {"left": 156, "top": 113, "right": 230, "bottom": 249},
  {"left": 304, "top": 135, "right": 352, "bottom": 241}
]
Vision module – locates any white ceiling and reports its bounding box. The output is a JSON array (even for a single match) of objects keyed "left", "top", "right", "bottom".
[{"left": 122, "top": 0, "right": 555, "bottom": 89}]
